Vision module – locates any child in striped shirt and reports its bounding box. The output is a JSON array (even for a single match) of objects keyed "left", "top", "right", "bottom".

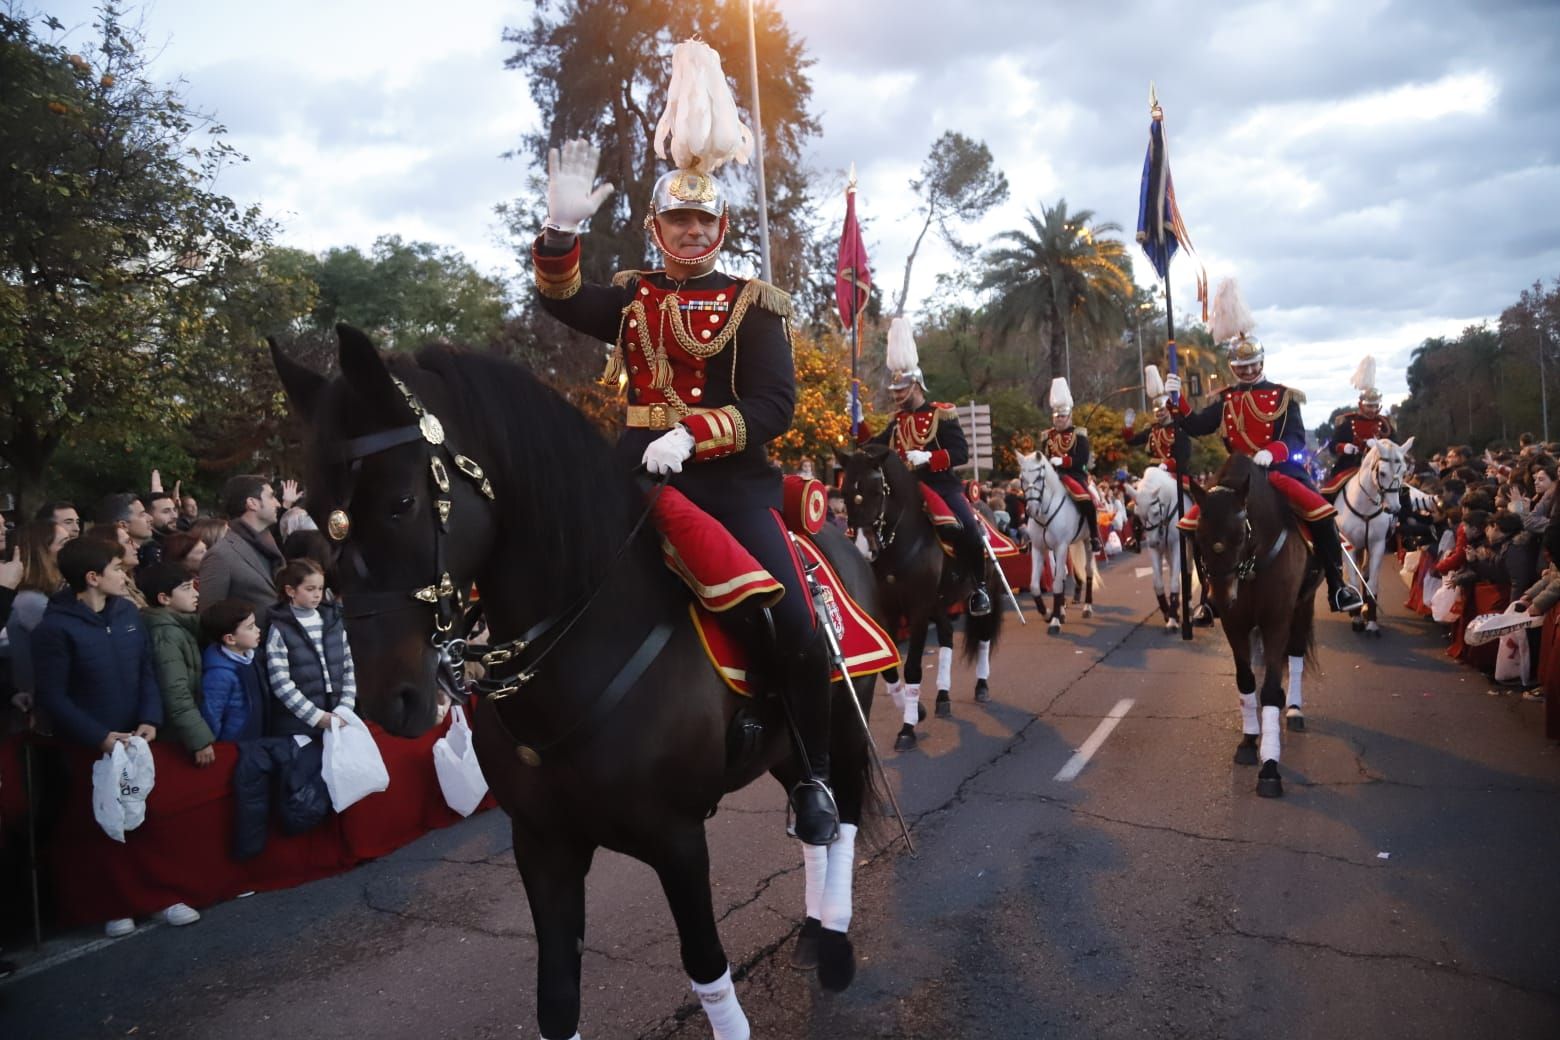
[{"left": 264, "top": 559, "right": 357, "bottom": 738}]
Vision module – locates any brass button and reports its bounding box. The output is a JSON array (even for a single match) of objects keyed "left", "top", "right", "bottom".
[
  {"left": 690, "top": 386, "right": 702, "bottom": 398},
  {"left": 629, "top": 318, "right": 638, "bottom": 328},
  {"left": 716, "top": 292, "right": 727, "bottom": 302},
  {"left": 710, "top": 314, "right": 721, "bottom": 324},
  {"left": 701, "top": 329, "right": 712, "bottom": 340}
]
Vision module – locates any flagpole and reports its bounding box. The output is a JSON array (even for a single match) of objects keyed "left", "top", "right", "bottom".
[
  {"left": 847, "top": 169, "right": 862, "bottom": 441},
  {"left": 745, "top": 0, "right": 772, "bottom": 282}
]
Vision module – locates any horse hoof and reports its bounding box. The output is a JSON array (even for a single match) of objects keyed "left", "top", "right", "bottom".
[
  {"left": 1257, "top": 761, "right": 1283, "bottom": 798},
  {"left": 1164, "top": 619, "right": 1178, "bottom": 632},
  {"left": 1047, "top": 620, "right": 1062, "bottom": 634},
  {"left": 1233, "top": 739, "right": 1259, "bottom": 766},
  {"left": 1351, "top": 618, "right": 1366, "bottom": 633},
  {"left": 790, "top": 917, "right": 821, "bottom": 970},
  {"left": 935, "top": 693, "right": 952, "bottom": 718},
  {"left": 816, "top": 927, "right": 856, "bottom": 992},
  {"left": 1371, "top": 627, "right": 1383, "bottom": 639},
  {"left": 974, "top": 679, "right": 990, "bottom": 703},
  {"left": 1082, "top": 604, "right": 1094, "bottom": 618},
  {"left": 1285, "top": 712, "right": 1305, "bottom": 732},
  {"left": 893, "top": 725, "right": 917, "bottom": 751}
]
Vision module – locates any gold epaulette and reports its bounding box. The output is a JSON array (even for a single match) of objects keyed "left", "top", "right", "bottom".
[
  {"left": 611, "top": 269, "right": 650, "bottom": 288},
  {"left": 744, "top": 278, "right": 793, "bottom": 318},
  {"left": 1290, "top": 389, "right": 1307, "bottom": 405},
  {"left": 932, "top": 402, "right": 960, "bottom": 419}
]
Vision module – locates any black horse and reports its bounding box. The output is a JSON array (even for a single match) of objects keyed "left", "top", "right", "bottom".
[
  {"left": 835, "top": 444, "right": 1003, "bottom": 750},
  {"left": 1188, "top": 454, "right": 1319, "bottom": 798},
  {"left": 273, "top": 326, "right": 880, "bottom": 1039}
]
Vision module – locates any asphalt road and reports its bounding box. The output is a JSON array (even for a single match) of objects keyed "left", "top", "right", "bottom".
[{"left": 5, "top": 557, "right": 1559, "bottom": 1040}]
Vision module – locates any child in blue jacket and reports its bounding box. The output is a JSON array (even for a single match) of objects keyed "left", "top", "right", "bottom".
[{"left": 199, "top": 599, "right": 265, "bottom": 742}]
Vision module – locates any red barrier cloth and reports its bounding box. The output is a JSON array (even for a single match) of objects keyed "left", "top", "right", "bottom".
[
  {"left": 38, "top": 710, "right": 495, "bottom": 927},
  {"left": 1448, "top": 582, "right": 1507, "bottom": 670}
]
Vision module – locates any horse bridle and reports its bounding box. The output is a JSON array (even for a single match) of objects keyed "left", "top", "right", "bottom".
[
  {"left": 329, "top": 376, "right": 664, "bottom": 707},
  {"left": 1023, "top": 462, "right": 1067, "bottom": 531},
  {"left": 1206, "top": 487, "right": 1289, "bottom": 583},
  {"left": 854, "top": 464, "right": 900, "bottom": 553}
]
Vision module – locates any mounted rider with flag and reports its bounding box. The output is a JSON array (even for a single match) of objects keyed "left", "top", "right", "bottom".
[
  {"left": 1173, "top": 278, "right": 1365, "bottom": 615},
  {"left": 866, "top": 317, "right": 993, "bottom": 618},
  {"left": 1319, "top": 355, "right": 1395, "bottom": 498},
  {"left": 528, "top": 40, "right": 840, "bottom": 848}
]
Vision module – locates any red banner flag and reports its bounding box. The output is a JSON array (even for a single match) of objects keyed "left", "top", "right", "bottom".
[{"left": 835, "top": 184, "right": 871, "bottom": 334}]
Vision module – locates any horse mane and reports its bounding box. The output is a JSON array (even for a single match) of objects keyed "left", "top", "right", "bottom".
[
  {"left": 1209, "top": 453, "right": 1287, "bottom": 532},
  {"left": 395, "top": 344, "right": 643, "bottom": 592}
]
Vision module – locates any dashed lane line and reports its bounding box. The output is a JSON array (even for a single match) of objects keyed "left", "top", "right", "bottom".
[{"left": 1053, "top": 698, "right": 1136, "bottom": 782}]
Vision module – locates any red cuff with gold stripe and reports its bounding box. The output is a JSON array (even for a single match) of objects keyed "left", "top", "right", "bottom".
[
  {"left": 929, "top": 449, "right": 951, "bottom": 472},
  {"left": 681, "top": 407, "right": 747, "bottom": 462},
  {"left": 531, "top": 235, "right": 582, "bottom": 300}
]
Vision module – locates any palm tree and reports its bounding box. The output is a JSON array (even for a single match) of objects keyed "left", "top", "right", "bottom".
[{"left": 977, "top": 200, "right": 1135, "bottom": 397}]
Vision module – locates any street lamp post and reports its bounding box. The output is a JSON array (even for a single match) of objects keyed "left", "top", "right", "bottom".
[{"left": 745, "top": 0, "right": 772, "bottom": 282}]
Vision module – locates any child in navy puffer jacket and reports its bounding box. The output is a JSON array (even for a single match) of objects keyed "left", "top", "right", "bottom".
[{"left": 199, "top": 599, "right": 265, "bottom": 742}]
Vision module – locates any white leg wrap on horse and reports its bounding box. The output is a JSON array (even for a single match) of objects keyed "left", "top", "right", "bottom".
[
  {"left": 821, "top": 823, "right": 857, "bottom": 931},
  {"left": 1240, "top": 692, "right": 1259, "bottom": 735},
  {"left": 541, "top": 1034, "right": 581, "bottom": 1040},
  {"left": 976, "top": 641, "right": 991, "bottom": 680},
  {"left": 886, "top": 679, "right": 906, "bottom": 712},
  {"left": 802, "top": 841, "right": 828, "bottom": 921},
  {"left": 936, "top": 647, "right": 953, "bottom": 691},
  {"left": 902, "top": 683, "right": 921, "bottom": 726},
  {"left": 1260, "top": 706, "right": 1281, "bottom": 763},
  {"left": 691, "top": 967, "right": 750, "bottom": 1040},
  {"left": 1287, "top": 656, "right": 1304, "bottom": 708}
]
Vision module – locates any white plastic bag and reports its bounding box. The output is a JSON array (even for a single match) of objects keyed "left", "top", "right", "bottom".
[
  {"left": 119, "top": 735, "right": 155, "bottom": 832},
  {"left": 1430, "top": 578, "right": 1464, "bottom": 624},
  {"left": 432, "top": 705, "right": 488, "bottom": 817},
  {"left": 92, "top": 744, "right": 128, "bottom": 843},
  {"left": 1496, "top": 629, "right": 1528, "bottom": 684},
  {"left": 1398, "top": 550, "right": 1421, "bottom": 589},
  {"left": 321, "top": 705, "right": 389, "bottom": 812},
  {"left": 91, "top": 736, "right": 156, "bottom": 842},
  {"left": 1104, "top": 530, "right": 1123, "bottom": 557}
]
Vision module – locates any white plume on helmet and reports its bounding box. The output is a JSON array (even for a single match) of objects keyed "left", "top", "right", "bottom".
[
  {"left": 886, "top": 317, "right": 927, "bottom": 391},
  {"left": 655, "top": 40, "right": 754, "bottom": 173},
  {"left": 1209, "top": 278, "right": 1256, "bottom": 345},
  {"left": 1049, "top": 377, "right": 1074, "bottom": 413},
  {"left": 1350, "top": 355, "right": 1378, "bottom": 393},
  {"left": 1144, "top": 364, "right": 1167, "bottom": 405}
]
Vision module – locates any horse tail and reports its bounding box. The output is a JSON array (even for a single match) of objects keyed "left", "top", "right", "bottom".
[
  {"left": 962, "top": 561, "right": 1005, "bottom": 661},
  {"left": 1066, "top": 540, "right": 1103, "bottom": 591}
]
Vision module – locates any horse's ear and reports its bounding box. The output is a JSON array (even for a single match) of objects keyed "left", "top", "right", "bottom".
[
  {"left": 1400, "top": 435, "right": 1416, "bottom": 456},
  {"left": 270, "top": 337, "right": 325, "bottom": 422},
  {"left": 833, "top": 446, "right": 855, "bottom": 469},
  {"left": 863, "top": 443, "right": 892, "bottom": 463},
  {"left": 1188, "top": 479, "right": 1207, "bottom": 509},
  {"left": 1365, "top": 437, "right": 1379, "bottom": 453},
  {"left": 336, "top": 323, "right": 410, "bottom": 424}
]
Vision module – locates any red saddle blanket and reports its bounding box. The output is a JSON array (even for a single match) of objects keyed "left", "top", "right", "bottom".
[
  {"left": 919, "top": 483, "right": 962, "bottom": 528},
  {"left": 653, "top": 482, "right": 899, "bottom": 696}
]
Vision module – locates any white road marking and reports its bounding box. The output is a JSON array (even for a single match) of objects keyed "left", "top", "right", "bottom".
[
  {"left": 0, "top": 921, "right": 164, "bottom": 985},
  {"left": 1054, "top": 698, "right": 1135, "bottom": 782}
]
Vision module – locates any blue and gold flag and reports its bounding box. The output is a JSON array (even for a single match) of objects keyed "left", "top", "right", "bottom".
[{"left": 1135, "top": 98, "right": 1207, "bottom": 317}]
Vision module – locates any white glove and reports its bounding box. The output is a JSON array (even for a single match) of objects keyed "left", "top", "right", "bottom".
[
  {"left": 642, "top": 426, "right": 695, "bottom": 475},
  {"left": 1049, "top": 457, "right": 1063, "bottom": 467},
  {"left": 546, "top": 139, "right": 615, "bottom": 233},
  {"left": 1124, "top": 408, "right": 1136, "bottom": 429},
  {"left": 1252, "top": 449, "right": 1274, "bottom": 468},
  {"left": 1340, "top": 443, "right": 1359, "bottom": 455},
  {"left": 904, "top": 449, "right": 933, "bottom": 468},
  {"left": 1164, "top": 374, "right": 1181, "bottom": 396}
]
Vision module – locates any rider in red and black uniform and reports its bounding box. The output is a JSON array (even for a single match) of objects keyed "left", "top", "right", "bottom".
[
  {"left": 1040, "top": 377, "right": 1101, "bottom": 554},
  {"left": 1172, "top": 293, "right": 1365, "bottom": 615},
  {"left": 865, "top": 318, "right": 992, "bottom": 617},
  {"left": 530, "top": 140, "right": 839, "bottom": 846},
  {"left": 1320, "top": 355, "right": 1394, "bottom": 498}
]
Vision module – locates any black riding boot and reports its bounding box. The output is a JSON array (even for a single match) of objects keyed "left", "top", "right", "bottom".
[
  {"left": 960, "top": 531, "right": 992, "bottom": 617},
  {"left": 1081, "top": 501, "right": 1101, "bottom": 554},
  {"left": 781, "top": 637, "right": 840, "bottom": 846},
  {"left": 1308, "top": 518, "right": 1365, "bottom": 614}
]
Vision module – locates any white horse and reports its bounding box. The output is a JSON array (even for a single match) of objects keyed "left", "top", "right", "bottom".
[
  {"left": 1133, "top": 466, "right": 1194, "bottom": 631},
  {"left": 1019, "top": 452, "right": 1099, "bottom": 632},
  {"left": 1333, "top": 436, "right": 1414, "bottom": 637}
]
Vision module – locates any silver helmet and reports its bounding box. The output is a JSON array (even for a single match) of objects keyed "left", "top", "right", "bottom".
[{"left": 649, "top": 167, "right": 728, "bottom": 220}]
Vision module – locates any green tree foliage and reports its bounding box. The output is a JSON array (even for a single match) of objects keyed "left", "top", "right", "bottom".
[
  {"left": 976, "top": 200, "right": 1135, "bottom": 398},
  {"left": 0, "top": 4, "right": 273, "bottom": 510},
  {"left": 307, "top": 236, "right": 511, "bottom": 348},
  {"left": 893, "top": 131, "right": 1009, "bottom": 316},
  {"left": 770, "top": 330, "right": 876, "bottom": 471}
]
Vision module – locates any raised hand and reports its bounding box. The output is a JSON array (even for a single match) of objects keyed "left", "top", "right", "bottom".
[
  {"left": 1165, "top": 374, "right": 1181, "bottom": 397},
  {"left": 280, "top": 478, "right": 302, "bottom": 509},
  {"left": 149, "top": 468, "right": 163, "bottom": 493},
  {"left": 547, "top": 139, "right": 615, "bottom": 233}
]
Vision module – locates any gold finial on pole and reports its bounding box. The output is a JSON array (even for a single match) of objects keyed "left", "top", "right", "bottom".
[
  {"left": 1149, "top": 82, "right": 1163, "bottom": 122},
  {"left": 847, "top": 161, "right": 857, "bottom": 193}
]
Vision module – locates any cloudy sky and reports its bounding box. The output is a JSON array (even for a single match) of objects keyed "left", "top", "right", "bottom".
[{"left": 39, "top": 0, "right": 1560, "bottom": 425}]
